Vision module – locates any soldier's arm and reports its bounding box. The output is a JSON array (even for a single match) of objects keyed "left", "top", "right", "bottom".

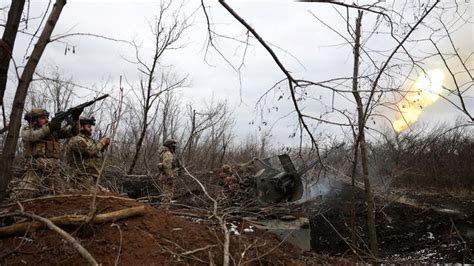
[
  {"left": 67, "top": 135, "right": 82, "bottom": 149},
  {"left": 161, "top": 151, "right": 174, "bottom": 176},
  {"left": 55, "top": 120, "right": 80, "bottom": 139},
  {"left": 70, "top": 138, "right": 105, "bottom": 157},
  {"left": 20, "top": 125, "right": 50, "bottom": 142}
]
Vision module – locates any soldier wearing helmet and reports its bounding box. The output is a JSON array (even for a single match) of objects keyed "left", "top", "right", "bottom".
[
  {"left": 23, "top": 108, "right": 50, "bottom": 124},
  {"left": 14, "top": 107, "right": 80, "bottom": 198},
  {"left": 157, "top": 138, "right": 180, "bottom": 209},
  {"left": 66, "top": 116, "right": 111, "bottom": 191}
]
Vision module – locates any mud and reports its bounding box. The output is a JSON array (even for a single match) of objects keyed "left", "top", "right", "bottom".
[{"left": 307, "top": 182, "right": 474, "bottom": 263}]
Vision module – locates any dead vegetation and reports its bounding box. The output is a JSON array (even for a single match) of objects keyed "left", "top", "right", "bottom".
[
  {"left": 0, "top": 194, "right": 344, "bottom": 265},
  {"left": 0, "top": 0, "right": 472, "bottom": 264},
  {"left": 374, "top": 125, "right": 474, "bottom": 190}
]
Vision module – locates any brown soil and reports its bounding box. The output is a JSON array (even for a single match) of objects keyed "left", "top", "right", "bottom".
[{"left": 0, "top": 193, "right": 342, "bottom": 265}]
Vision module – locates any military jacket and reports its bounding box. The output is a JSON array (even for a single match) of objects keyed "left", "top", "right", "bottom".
[
  {"left": 66, "top": 132, "right": 105, "bottom": 177},
  {"left": 158, "top": 146, "right": 179, "bottom": 177},
  {"left": 21, "top": 123, "right": 79, "bottom": 159}
]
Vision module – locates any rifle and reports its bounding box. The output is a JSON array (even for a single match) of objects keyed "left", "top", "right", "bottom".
[{"left": 52, "top": 94, "right": 109, "bottom": 126}]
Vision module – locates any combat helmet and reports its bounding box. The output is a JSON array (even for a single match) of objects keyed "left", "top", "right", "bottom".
[
  {"left": 163, "top": 138, "right": 177, "bottom": 148},
  {"left": 80, "top": 116, "right": 96, "bottom": 126},
  {"left": 24, "top": 108, "right": 49, "bottom": 123}
]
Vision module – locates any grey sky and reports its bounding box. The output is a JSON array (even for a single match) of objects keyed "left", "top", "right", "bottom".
[{"left": 2, "top": 0, "right": 473, "bottom": 147}]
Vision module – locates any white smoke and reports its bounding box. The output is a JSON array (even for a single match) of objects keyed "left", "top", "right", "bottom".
[{"left": 298, "top": 175, "right": 341, "bottom": 203}]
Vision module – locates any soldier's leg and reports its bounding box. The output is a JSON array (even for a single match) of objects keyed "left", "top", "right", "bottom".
[
  {"left": 158, "top": 174, "right": 173, "bottom": 209},
  {"left": 169, "top": 176, "right": 176, "bottom": 204},
  {"left": 87, "top": 175, "right": 99, "bottom": 193},
  {"left": 13, "top": 159, "right": 43, "bottom": 199},
  {"left": 39, "top": 158, "right": 61, "bottom": 195},
  {"left": 71, "top": 173, "right": 95, "bottom": 193},
  {"left": 13, "top": 170, "right": 39, "bottom": 199},
  {"left": 76, "top": 164, "right": 100, "bottom": 193}
]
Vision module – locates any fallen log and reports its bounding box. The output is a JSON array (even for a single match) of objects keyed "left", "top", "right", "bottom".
[
  {"left": 8, "top": 211, "right": 98, "bottom": 265},
  {"left": 0, "top": 205, "right": 145, "bottom": 237}
]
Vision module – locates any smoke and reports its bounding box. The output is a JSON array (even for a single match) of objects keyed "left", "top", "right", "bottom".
[{"left": 299, "top": 175, "right": 341, "bottom": 203}]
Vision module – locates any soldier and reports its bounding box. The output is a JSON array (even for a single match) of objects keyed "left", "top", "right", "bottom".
[
  {"left": 157, "top": 138, "right": 179, "bottom": 209},
  {"left": 219, "top": 164, "right": 240, "bottom": 198},
  {"left": 66, "top": 117, "right": 111, "bottom": 191},
  {"left": 15, "top": 108, "right": 80, "bottom": 198}
]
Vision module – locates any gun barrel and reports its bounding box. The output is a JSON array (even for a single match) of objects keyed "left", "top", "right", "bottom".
[
  {"left": 75, "top": 94, "right": 109, "bottom": 110},
  {"left": 296, "top": 159, "right": 319, "bottom": 176},
  {"left": 95, "top": 94, "right": 109, "bottom": 101},
  {"left": 53, "top": 94, "right": 109, "bottom": 118}
]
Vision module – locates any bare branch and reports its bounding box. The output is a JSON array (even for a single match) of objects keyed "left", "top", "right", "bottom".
[{"left": 0, "top": 211, "right": 98, "bottom": 265}]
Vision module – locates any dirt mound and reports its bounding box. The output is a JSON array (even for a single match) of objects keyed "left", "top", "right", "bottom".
[{"left": 0, "top": 194, "right": 340, "bottom": 265}]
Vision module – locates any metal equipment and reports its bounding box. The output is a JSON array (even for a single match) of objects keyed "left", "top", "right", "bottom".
[{"left": 254, "top": 154, "right": 318, "bottom": 204}]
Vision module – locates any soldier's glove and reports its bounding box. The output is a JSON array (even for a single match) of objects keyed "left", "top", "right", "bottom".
[
  {"left": 48, "top": 117, "right": 62, "bottom": 132},
  {"left": 71, "top": 108, "right": 82, "bottom": 121}
]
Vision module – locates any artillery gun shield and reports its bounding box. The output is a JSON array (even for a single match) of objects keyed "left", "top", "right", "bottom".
[
  {"left": 278, "top": 154, "right": 304, "bottom": 201},
  {"left": 255, "top": 169, "right": 286, "bottom": 204},
  {"left": 255, "top": 154, "right": 305, "bottom": 204}
]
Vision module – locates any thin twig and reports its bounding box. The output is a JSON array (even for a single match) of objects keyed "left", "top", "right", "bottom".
[
  {"left": 181, "top": 244, "right": 217, "bottom": 256},
  {"left": 2, "top": 211, "right": 98, "bottom": 265},
  {"left": 110, "top": 223, "right": 123, "bottom": 266},
  {"left": 87, "top": 83, "right": 124, "bottom": 223},
  {"left": 181, "top": 164, "right": 230, "bottom": 266},
  {"left": 320, "top": 214, "right": 367, "bottom": 262},
  {"left": 242, "top": 229, "right": 292, "bottom": 264},
  {"left": 449, "top": 217, "right": 473, "bottom": 261}
]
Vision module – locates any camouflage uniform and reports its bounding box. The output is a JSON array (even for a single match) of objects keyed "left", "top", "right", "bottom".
[
  {"left": 158, "top": 139, "right": 179, "bottom": 209},
  {"left": 15, "top": 113, "right": 79, "bottom": 198},
  {"left": 66, "top": 132, "right": 106, "bottom": 191},
  {"left": 219, "top": 164, "right": 240, "bottom": 198}
]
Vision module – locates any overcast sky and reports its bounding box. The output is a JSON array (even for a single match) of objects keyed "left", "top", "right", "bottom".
[{"left": 1, "top": 0, "right": 473, "bottom": 147}]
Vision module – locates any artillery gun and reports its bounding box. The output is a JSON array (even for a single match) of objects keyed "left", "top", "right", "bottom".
[
  {"left": 108, "top": 154, "right": 317, "bottom": 250},
  {"left": 253, "top": 154, "right": 318, "bottom": 205},
  {"left": 111, "top": 153, "right": 319, "bottom": 206},
  {"left": 236, "top": 154, "right": 318, "bottom": 251}
]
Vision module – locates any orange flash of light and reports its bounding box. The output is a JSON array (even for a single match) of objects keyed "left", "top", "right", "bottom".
[{"left": 393, "top": 69, "right": 445, "bottom": 132}]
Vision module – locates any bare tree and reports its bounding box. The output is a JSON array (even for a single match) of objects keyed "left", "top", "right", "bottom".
[
  {"left": 350, "top": 11, "right": 378, "bottom": 257},
  {"left": 26, "top": 67, "right": 75, "bottom": 113},
  {"left": 198, "top": 0, "right": 474, "bottom": 259},
  {"left": 0, "top": 0, "right": 26, "bottom": 106},
  {"left": 126, "top": 0, "right": 189, "bottom": 174},
  {"left": 182, "top": 101, "right": 234, "bottom": 165},
  {"left": 159, "top": 90, "right": 182, "bottom": 143},
  {"left": 202, "top": 102, "right": 234, "bottom": 169},
  {"left": 180, "top": 100, "right": 234, "bottom": 169},
  {"left": 429, "top": 22, "right": 473, "bottom": 122},
  {"left": 0, "top": 0, "right": 67, "bottom": 202}
]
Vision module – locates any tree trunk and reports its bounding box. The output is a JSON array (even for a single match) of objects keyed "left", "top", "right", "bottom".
[
  {"left": 186, "top": 109, "right": 196, "bottom": 162},
  {"left": 350, "top": 137, "right": 360, "bottom": 247},
  {"left": 351, "top": 11, "right": 379, "bottom": 258},
  {"left": 128, "top": 61, "right": 155, "bottom": 174},
  {"left": 127, "top": 116, "right": 148, "bottom": 174},
  {"left": 0, "top": 0, "right": 67, "bottom": 202},
  {"left": 359, "top": 126, "right": 379, "bottom": 258},
  {"left": 0, "top": 0, "right": 26, "bottom": 106}
]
